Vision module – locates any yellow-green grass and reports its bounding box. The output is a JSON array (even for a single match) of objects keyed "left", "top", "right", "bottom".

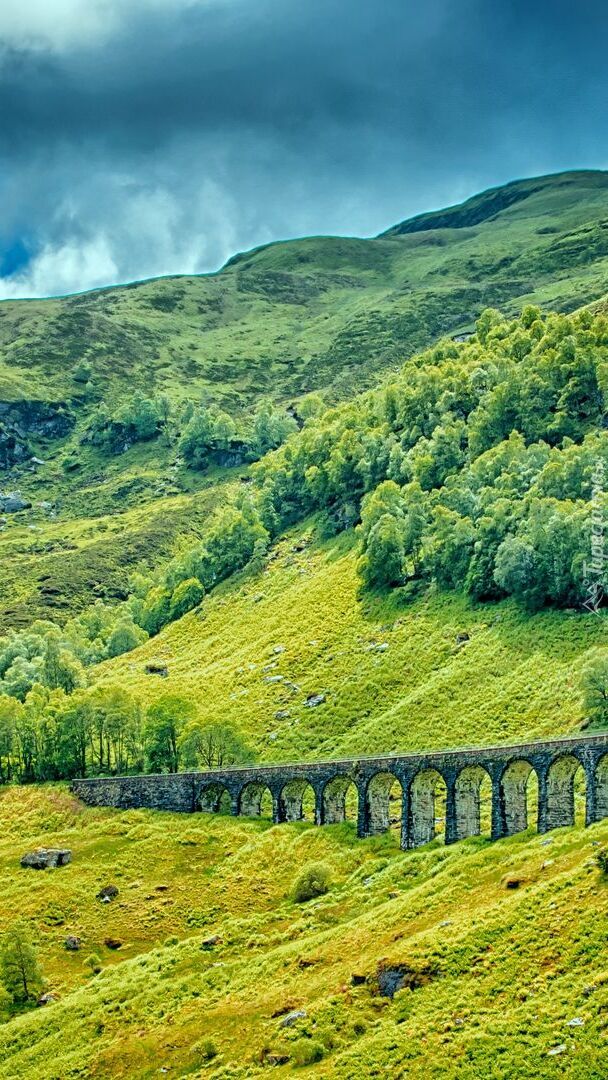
[
  {"left": 0, "top": 472, "right": 240, "bottom": 630},
  {"left": 0, "top": 785, "right": 605, "bottom": 1078},
  {"left": 97, "top": 525, "right": 604, "bottom": 762}
]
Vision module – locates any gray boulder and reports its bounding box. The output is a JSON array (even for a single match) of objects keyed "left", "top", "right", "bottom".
[
  {"left": 304, "top": 692, "right": 326, "bottom": 708},
  {"left": 0, "top": 491, "right": 32, "bottom": 514},
  {"left": 279, "top": 1009, "right": 307, "bottom": 1028},
  {"left": 21, "top": 848, "right": 72, "bottom": 870}
]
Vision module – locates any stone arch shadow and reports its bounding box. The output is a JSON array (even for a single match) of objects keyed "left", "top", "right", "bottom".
[
  {"left": 595, "top": 753, "right": 608, "bottom": 821},
  {"left": 198, "top": 781, "right": 233, "bottom": 815},
  {"left": 321, "top": 775, "right": 359, "bottom": 825},
  {"left": 500, "top": 759, "right": 539, "bottom": 836},
  {"left": 238, "top": 780, "right": 274, "bottom": 819},
  {"left": 365, "top": 772, "right": 403, "bottom": 838},
  {"left": 454, "top": 764, "right": 492, "bottom": 841},
  {"left": 278, "top": 778, "right": 317, "bottom": 823},
  {"left": 545, "top": 753, "right": 586, "bottom": 830},
  {"left": 408, "top": 768, "right": 448, "bottom": 847}
]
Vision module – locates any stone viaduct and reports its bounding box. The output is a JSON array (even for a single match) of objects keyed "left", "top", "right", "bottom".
[{"left": 71, "top": 733, "right": 608, "bottom": 849}]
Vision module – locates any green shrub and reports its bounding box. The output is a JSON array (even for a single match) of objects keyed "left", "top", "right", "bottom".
[
  {"left": 84, "top": 953, "right": 102, "bottom": 974},
  {"left": 291, "top": 1038, "right": 325, "bottom": 1066},
  {"left": 196, "top": 1038, "right": 218, "bottom": 1062},
  {"left": 291, "top": 862, "right": 332, "bottom": 903}
]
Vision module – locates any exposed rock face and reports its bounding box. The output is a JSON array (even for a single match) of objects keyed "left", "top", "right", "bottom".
[
  {"left": 21, "top": 848, "right": 72, "bottom": 869},
  {"left": 0, "top": 491, "right": 32, "bottom": 513},
  {"left": 0, "top": 400, "right": 74, "bottom": 470}
]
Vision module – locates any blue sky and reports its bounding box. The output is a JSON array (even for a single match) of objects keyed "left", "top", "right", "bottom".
[{"left": 0, "top": 0, "right": 607, "bottom": 298}]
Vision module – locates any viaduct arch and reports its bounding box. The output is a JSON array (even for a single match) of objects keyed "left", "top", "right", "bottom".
[{"left": 71, "top": 733, "right": 608, "bottom": 850}]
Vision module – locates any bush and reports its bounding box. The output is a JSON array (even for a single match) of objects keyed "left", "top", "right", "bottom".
[
  {"left": 196, "top": 1038, "right": 218, "bottom": 1062},
  {"left": 291, "top": 1038, "right": 325, "bottom": 1066},
  {"left": 84, "top": 953, "right": 102, "bottom": 974},
  {"left": 291, "top": 862, "right": 332, "bottom": 903},
  {"left": 596, "top": 848, "right": 608, "bottom": 875}
]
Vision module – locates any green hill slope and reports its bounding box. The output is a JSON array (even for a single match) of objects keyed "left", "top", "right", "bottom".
[
  {"left": 0, "top": 787, "right": 605, "bottom": 1079},
  {"left": 2, "top": 169, "right": 608, "bottom": 628},
  {"left": 95, "top": 525, "right": 602, "bottom": 762},
  {"left": 1, "top": 172, "right": 608, "bottom": 1078}
]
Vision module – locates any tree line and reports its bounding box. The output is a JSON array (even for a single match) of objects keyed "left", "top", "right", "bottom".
[
  {"left": 0, "top": 687, "right": 253, "bottom": 784},
  {"left": 2, "top": 305, "right": 608, "bottom": 731}
]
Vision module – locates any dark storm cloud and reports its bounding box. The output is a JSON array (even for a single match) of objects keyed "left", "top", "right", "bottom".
[{"left": 0, "top": 0, "right": 607, "bottom": 297}]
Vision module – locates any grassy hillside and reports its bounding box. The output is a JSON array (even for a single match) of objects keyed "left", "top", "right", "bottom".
[
  {"left": 2, "top": 170, "right": 608, "bottom": 628},
  {"left": 1, "top": 172, "right": 608, "bottom": 1078},
  {"left": 0, "top": 786, "right": 605, "bottom": 1078},
  {"left": 95, "top": 525, "right": 603, "bottom": 762}
]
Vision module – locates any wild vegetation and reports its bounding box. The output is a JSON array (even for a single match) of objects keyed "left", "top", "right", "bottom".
[{"left": 1, "top": 172, "right": 608, "bottom": 1076}]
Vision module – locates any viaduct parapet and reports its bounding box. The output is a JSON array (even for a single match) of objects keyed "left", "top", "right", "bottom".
[{"left": 71, "top": 733, "right": 608, "bottom": 849}]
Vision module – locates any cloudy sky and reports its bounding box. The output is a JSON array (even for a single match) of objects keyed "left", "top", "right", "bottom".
[{"left": 0, "top": 0, "right": 607, "bottom": 298}]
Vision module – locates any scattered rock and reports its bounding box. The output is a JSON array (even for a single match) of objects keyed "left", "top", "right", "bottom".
[
  {"left": 36, "top": 500, "right": 53, "bottom": 510},
  {"left": 21, "top": 848, "right": 72, "bottom": 870},
  {"left": 0, "top": 491, "right": 32, "bottom": 514},
  {"left": 540, "top": 838, "right": 553, "bottom": 846},
  {"left": 145, "top": 662, "right": 169, "bottom": 678},
  {"left": 269, "top": 1052, "right": 291, "bottom": 1066},
  {"left": 264, "top": 675, "right": 284, "bottom": 684},
  {"left": 304, "top": 692, "right": 326, "bottom": 708},
  {"left": 64, "top": 935, "right": 82, "bottom": 951},
  {"left": 541, "top": 859, "right": 554, "bottom": 870},
  {"left": 37, "top": 993, "right": 58, "bottom": 1007},
  {"left": 96, "top": 885, "right": 119, "bottom": 902},
  {"left": 456, "top": 632, "right": 470, "bottom": 645},
  {"left": 104, "top": 938, "right": 123, "bottom": 950},
  {"left": 279, "top": 1009, "right": 307, "bottom": 1028},
  {"left": 275, "top": 710, "right": 290, "bottom": 720},
  {"left": 155, "top": 884, "right": 169, "bottom": 892},
  {"left": 547, "top": 1044, "right": 567, "bottom": 1057},
  {"left": 351, "top": 973, "right": 367, "bottom": 986},
  {"left": 252, "top": 593, "right": 265, "bottom": 603},
  {"left": 272, "top": 645, "right": 286, "bottom": 654},
  {"left": 566, "top": 1017, "right": 584, "bottom": 1027},
  {"left": 582, "top": 985, "right": 597, "bottom": 998},
  {"left": 31, "top": 457, "right": 46, "bottom": 466},
  {"left": 375, "top": 962, "right": 437, "bottom": 998},
  {"left": 284, "top": 681, "right": 301, "bottom": 693},
  {"left": 201, "top": 935, "right": 223, "bottom": 949}
]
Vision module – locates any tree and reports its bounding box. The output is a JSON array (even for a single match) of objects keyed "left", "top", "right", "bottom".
[
  {"left": 106, "top": 619, "right": 148, "bottom": 659},
  {"left": 169, "top": 578, "right": 205, "bottom": 621},
  {"left": 144, "top": 695, "right": 196, "bottom": 773},
  {"left": 0, "top": 924, "right": 43, "bottom": 1004},
  {"left": 581, "top": 649, "right": 608, "bottom": 728},
  {"left": 180, "top": 721, "right": 255, "bottom": 769},
  {"left": 357, "top": 513, "right": 405, "bottom": 590},
  {"left": 41, "top": 637, "right": 85, "bottom": 694}
]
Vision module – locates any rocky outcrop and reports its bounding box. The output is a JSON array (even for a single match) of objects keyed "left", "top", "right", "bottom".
[
  {"left": 0, "top": 491, "right": 32, "bottom": 513},
  {"left": 0, "top": 400, "right": 74, "bottom": 470},
  {"left": 21, "top": 848, "right": 72, "bottom": 869}
]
